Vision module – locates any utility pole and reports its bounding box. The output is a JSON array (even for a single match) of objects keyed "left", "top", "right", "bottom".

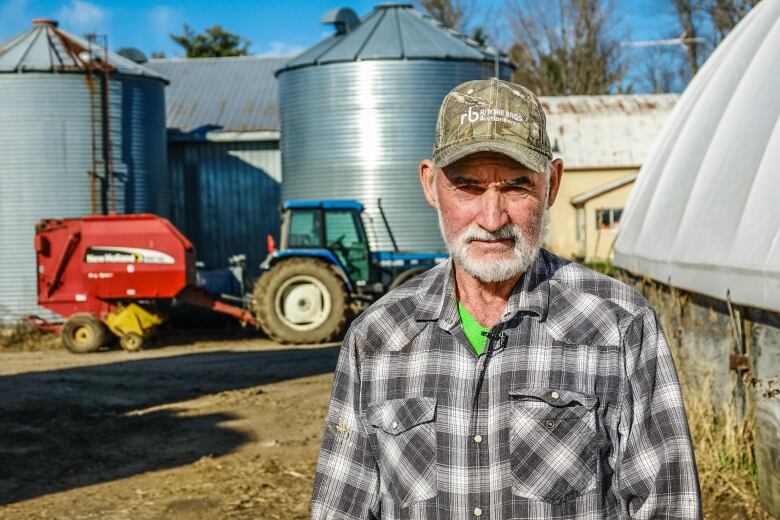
[{"left": 620, "top": 34, "right": 705, "bottom": 93}]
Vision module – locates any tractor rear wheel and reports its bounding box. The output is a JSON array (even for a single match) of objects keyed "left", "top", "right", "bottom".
[
  {"left": 62, "top": 313, "right": 107, "bottom": 354},
  {"left": 388, "top": 267, "right": 429, "bottom": 291},
  {"left": 253, "top": 258, "right": 350, "bottom": 344}
]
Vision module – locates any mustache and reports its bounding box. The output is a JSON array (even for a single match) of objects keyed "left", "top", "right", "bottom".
[{"left": 458, "top": 224, "right": 521, "bottom": 244}]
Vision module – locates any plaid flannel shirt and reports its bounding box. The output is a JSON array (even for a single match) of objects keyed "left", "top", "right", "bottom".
[{"left": 311, "top": 250, "right": 701, "bottom": 520}]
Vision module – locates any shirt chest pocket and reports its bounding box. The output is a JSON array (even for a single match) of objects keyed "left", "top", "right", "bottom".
[
  {"left": 366, "top": 397, "right": 437, "bottom": 508},
  {"left": 508, "top": 388, "right": 599, "bottom": 503}
]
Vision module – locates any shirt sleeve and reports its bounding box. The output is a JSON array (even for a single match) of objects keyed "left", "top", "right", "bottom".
[
  {"left": 311, "top": 327, "right": 381, "bottom": 519},
  {"left": 615, "top": 307, "right": 702, "bottom": 519}
]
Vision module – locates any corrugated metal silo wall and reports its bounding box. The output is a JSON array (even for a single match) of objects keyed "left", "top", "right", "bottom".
[
  {"left": 120, "top": 76, "right": 169, "bottom": 215},
  {"left": 0, "top": 73, "right": 122, "bottom": 322},
  {"left": 278, "top": 60, "right": 512, "bottom": 252},
  {"left": 167, "top": 140, "right": 281, "bottom": 279}
]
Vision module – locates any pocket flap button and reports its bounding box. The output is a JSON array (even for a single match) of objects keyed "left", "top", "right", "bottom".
[
  {"left": 391, "top": 421, "right": 398, "bottom": 429},
  {"left": 550, "top": 391, "right": 560, "bottom": 399}
]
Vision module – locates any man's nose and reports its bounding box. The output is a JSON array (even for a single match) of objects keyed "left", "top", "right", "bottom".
[{"left": 476, "top": 188, "right": 509, "bottom": 232}]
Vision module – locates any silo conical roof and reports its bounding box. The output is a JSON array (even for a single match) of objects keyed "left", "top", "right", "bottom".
[
  {"left": 277, "top": 3, "right": 512, "bottom": 73},
  {"left": 613, "top": 0, "right": 780, "bottom": 313},
  {"left": 0, "top": 18, "right": 168, "bottom": 82}
]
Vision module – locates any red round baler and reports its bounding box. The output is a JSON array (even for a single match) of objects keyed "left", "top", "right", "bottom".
[{"left": 34, "top": 214, "right": 255, "bottom": 352}]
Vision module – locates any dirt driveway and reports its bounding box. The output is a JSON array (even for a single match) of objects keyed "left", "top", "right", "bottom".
[{"left": 0, "top": 334, "right": 339, "bottom": 519}]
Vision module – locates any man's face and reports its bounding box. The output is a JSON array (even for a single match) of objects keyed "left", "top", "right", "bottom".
[{"left": 420, "top": 152, "right": 563, "bottom": 283}]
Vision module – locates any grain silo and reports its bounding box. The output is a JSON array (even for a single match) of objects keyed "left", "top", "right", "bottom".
[
  {"left": 276, "top": 4, "right": 513, "bottom": 252},
  {"left": 0, "top": 19, "right": 169, "bottom": 322}
]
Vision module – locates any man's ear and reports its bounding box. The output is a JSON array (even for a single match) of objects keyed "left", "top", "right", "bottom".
[
  {"left": 546, "top": 158, "right": 564, "bottom": 208},
  {"left": 419, "top": 159, "right": 438, "bottom": 209}
]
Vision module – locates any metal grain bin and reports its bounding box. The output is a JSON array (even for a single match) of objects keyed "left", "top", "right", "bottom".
[
  {"left": 276, "top": 4, "right": 513, "bottom": 252},
  {"left": 0, "top": 19, "right": 168, "bottom": 322}
]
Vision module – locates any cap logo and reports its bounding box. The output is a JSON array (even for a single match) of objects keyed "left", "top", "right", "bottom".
[{"left": 459, "top": 105, "right": 527, "bottom": 126}]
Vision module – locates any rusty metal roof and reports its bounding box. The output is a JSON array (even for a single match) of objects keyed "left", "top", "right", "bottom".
[
  {"left": 0, "top": 19, "right": 167, "bottom": 82},
  {"left": 146, "top": 56, "right": 286, "bottom": 134},
  {"left": 541, "top": 94, "right": 678, "bottom": 169}
]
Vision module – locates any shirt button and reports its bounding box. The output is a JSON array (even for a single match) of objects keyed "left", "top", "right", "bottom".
[
  {"left": 391, "top": 421, "right": 398, "bottom": 429},
  {"left": 551, "top": 391, "right": 560, "bottom": 399},
  {"left": 474, "top": 507, "right": 483, "bottom": 517},
  {"left": 473, "top": 434, "right": 483, "bottom": 443}
]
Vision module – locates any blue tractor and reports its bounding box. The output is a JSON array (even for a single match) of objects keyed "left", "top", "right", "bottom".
[{"left": 252, "top": 200, "right": 448, "bottom": 344}]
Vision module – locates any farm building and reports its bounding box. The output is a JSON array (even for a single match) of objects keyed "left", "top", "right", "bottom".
[
  {"left": 145, "top": 56, "right": 286, "bottom": 280},
  {"left": 614, "top": 0, "right": 780, "bottom": 514},
  {"left": 543, "top": 94, "right": 678, "bottom": 261}
]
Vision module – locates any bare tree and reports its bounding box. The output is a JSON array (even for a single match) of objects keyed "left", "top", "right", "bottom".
[
  {"left": 415, "top": 0, "right": 475, "bottom": 30},
  {"left": 638, "top": 49, "right": 680, "bottom": 93},
  {"left": 709, "top": 0, "right": 760, "bottom": 43},
  {"left": 667, "top": 0, "right": 759, "bottom": 83},
  {"left": 506, "top": 0, "right": 629, "bottom": 95},
  {"left": 416, "top": 0, "right": 493, "bottom": 46},
  {"left": 670, "top": 0, "right": 709, "bottom": 78}
]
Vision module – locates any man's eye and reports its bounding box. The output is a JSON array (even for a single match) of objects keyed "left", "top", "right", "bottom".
[
  {"left": 508, "top": 185, "right": 529, "bottom": 191},
  {"left": 456, "top": 184, "right": 484, "bottom": 192},
  {"left": 504, "top": 181, "right": 532, "bottom": 192}
]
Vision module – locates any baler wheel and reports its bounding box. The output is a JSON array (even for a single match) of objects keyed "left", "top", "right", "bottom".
[
  {"left": 62, "top": 313, "right": 107, "bottom": 354},
  {"left": 253, "top": 257, "right": 351, "bottom": 344},
  {"left": 119, "top": 332, "right": 144, "bottom": 352}
]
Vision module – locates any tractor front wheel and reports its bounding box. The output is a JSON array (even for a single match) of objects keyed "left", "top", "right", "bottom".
[
  {"left": 253, "top": 258, "right": 350, "bottom": 344},
  {"left": 62, "top": 313, "right": 107, "bottom": 354}
]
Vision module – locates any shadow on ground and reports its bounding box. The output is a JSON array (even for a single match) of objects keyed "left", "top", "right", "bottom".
[{"left": 0, "top": 345, "right": 340, "bottom": 505}]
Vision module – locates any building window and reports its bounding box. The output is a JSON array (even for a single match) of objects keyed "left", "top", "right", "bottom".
[{"left": 596, "top": 208, "right": 623, "bottom": 230}]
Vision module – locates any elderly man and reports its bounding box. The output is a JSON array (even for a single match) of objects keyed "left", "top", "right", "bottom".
[{"left": 311, "top": 79, "right": 701, "bottom": 519}]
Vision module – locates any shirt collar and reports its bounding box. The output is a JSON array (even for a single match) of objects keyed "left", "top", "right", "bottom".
[{"left": 413, "top": 250, "right": 551, "bottom": 327}]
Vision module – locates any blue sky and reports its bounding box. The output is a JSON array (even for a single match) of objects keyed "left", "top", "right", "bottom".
[{"left": 0, "top": 0, "right": 679, "bottom": 59}]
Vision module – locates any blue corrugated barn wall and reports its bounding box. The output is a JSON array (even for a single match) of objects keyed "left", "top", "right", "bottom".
[
  {"left": 145, "top": 57, "right": 286, "bottom": 286},
  {"left": 167, "top": 136, "right": 281, "bottom": 281}
]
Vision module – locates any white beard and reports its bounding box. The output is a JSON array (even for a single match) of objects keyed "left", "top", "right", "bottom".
[{"left": 436, "top": 202, "right": 549, "bottom": 284}]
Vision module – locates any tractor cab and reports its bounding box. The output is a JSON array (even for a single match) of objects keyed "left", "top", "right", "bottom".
[{"left": 277, "top": 200, "right": 372, "bottom": 285}]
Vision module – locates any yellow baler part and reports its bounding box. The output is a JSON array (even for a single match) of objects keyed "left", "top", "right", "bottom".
[{"left": 104, "top": 303, "right": 163, "bottom": 338}]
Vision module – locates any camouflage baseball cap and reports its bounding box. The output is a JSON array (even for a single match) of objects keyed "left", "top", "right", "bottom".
[{"left": 433, "top": 78, "right": 552, "bottom": 173}]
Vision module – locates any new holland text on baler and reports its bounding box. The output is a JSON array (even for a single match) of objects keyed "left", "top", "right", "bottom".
[{"left": 34, "top": 214, "right": 256, "bottom": 353}]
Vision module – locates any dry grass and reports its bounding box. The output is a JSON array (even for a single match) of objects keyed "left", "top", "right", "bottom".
[
  {"left": 676, "top": 367, "right": 772, "bottom": 519},
  {"left": 0, "top": 322, "right": 61, "bottom": 352}
]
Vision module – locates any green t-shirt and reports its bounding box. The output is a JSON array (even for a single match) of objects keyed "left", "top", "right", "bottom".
[{"left": 457, "top": 302, "right": 490, "bottom": 356}]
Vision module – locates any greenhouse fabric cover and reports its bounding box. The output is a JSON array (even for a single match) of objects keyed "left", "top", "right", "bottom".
[{"left": 613, "top": 0, "right": 780, "bottom": 313}]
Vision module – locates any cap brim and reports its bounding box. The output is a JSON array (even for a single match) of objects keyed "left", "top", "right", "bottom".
[{"left": 434, "top": 139, "right": 548, "bottom": 173}]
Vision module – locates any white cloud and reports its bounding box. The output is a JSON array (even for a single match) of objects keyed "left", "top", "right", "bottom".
[
  {"left": 146, "top": 4, "right": 183, "bottom": 52},
  {"left": 256, "top": 40, "right": 305, "bottom": 57},
  {"left": 58, "top": 0, "right": 109, "bottom": 34},
  {"left": 149, "top": 5, "right": 180, "bottom": 32}
]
